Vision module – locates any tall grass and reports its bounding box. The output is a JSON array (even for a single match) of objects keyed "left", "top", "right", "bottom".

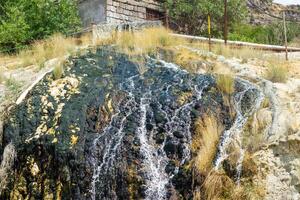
[
  {"left": 18, "top": 34, "right": 77, "bottom": 68},
  {"left": 53, "top": 62, "right": 64, "bottom": 80},
  {"left": 191, "top": 114, "right": 222, "bottom": 175},
  {"left": 190, "top": 41, "right": 272, "bottom": 61},
  {"left": 115, "top": 28, "right": 179, "bottom": 55},
  {"left": 203, "top": 170, "right": 234, "bottom": 200},
  {"left": 174, "top": 48, "right": 205, "bottom": 72},
  {"left": 216, "top": 74, "right": 235, "bottom": 95},
  {"left": 265, "top": 63, "right": 288, "bottom": 83}
]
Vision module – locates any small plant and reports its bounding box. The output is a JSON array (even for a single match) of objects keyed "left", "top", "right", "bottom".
[
  {"left": 216, "top": 74, "right": 235, "bottom": 95},
  {"left": 53, "top": 62, "right": 64, "bottom": 80},
  {"left": 265, "top": 64, "right": 288, "bottom": 83},
  {"left": 5, "top": 77, "right": 21, "bottom": 92}
]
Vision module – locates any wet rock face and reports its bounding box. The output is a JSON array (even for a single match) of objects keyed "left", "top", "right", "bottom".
[{"left": 1, "top": 48, "right": 234, "bottom": 199}]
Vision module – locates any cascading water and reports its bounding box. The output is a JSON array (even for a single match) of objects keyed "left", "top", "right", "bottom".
[
  {"left": 214, "top": 78, "right": 264, "bottom": 182},
  {"left": 89, "top": 57, "right": 211, "bottom": 199},
  {"left": 137, "top": 94, "right": 169, "bottom": 199},
  {"left": 1, "top": 48, "right": 267, "bottom": 200}
]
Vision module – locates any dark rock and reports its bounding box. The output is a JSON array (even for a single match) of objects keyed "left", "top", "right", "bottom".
[
  {"left": 173, "top": 131, "right": 184, "bottom": 139},
  {"left": 0, "top": 47, "right": 253, "bottom": 200}
]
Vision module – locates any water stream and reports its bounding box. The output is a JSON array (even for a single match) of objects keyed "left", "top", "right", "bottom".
[
  {"left": 88, "top": 55, "right": 263, "bottom": 198},
  {"left": 214, "top": 78, "right": 264, "bottom": 182}
]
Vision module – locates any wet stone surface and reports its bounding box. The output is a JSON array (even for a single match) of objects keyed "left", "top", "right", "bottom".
[{"left": 0, "top": 48, "right": 243, "bottom": 199}]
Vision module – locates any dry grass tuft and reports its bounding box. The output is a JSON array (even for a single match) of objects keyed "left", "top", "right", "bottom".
[
  {"left": 190, "top": 41, "right": 269, "bottom": 61},
  {"left": 203, "top": 170, "right": 234, "bottom": 200},
  {"left": 202, "top": 169, "right": 265, "bottom": 200},
  {"left": 18, "top": 34, "right": 77, "bottom": 68},
  {"left": 5, "top": 77, "right": 21, "bottom": 92},
  {"left": 241, "top": 152, "right": 258, "bottom": 178},
  {"left": 216, "top": 74, "right": 235, "bottom": 95},
  {"left": 53, "top": 61, "right": 64, "bottom": 80},
  {"left": 242, "top": 111, "right": 268, "bottom": 153},
  {"left": 177, "top": 91, "right": 193, "bottom": 106},
  {"left": 174, "top": 48, "right": 205, "bottom": 72},
  {"left": 192, "top": 114, "right": 223, "bottom": 175},
  {"left": 265, "top": 63, "right": 288, "bottom": 83},
  {"left": 77, "top": 32, "right": 93, "bottom": 46},
  {"left": 214, "top": 45, "right": 267, "bottom": 61},
  {"left": 115, "top": 27, "right": 178, "bottom": 55}
]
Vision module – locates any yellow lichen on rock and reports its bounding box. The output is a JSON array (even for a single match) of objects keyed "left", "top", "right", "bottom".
[
  {"left": 177, "top": 92, "right": 193, "bottom": 106},
  {"left": 70, "top": 135, "right": 79, "bottom": 147}
]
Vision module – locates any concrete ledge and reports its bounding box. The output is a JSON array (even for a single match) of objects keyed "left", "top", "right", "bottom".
[
  {"left": 92, "top": 20, "right": 162, "bottom": 42},
  {"left": 171, "top": 33, "right": 300, "bottom": 52}
]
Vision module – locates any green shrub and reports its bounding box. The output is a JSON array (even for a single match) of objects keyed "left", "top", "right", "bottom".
[
  {"left": 230, "top": 22, "right": 300, "bottom": 45},
  {"left": 0, "top": 0, "right": 81, "bottom": 52},
  {"left": 5, "top": 77, "right": 21, "bottom": 92}
]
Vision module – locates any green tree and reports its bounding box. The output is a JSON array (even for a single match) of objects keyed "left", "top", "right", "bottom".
[
  {"left": 165, "top": 0, "right": 247, "bottom": 37},
  {"left": 0, "top": 0, "right": 81, "bottom": 52},
  {"left": 0, "top": 5, "right": 30, "bottom": 51}
]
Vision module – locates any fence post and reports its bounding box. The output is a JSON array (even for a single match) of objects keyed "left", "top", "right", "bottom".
[
  {"left": 208, "top": 14, "right": 212, "bottom": 51},
  {"left": 165, "top": 8, "right": 169, "bottom": 29},
  {"left": 283, "top": 11, "right": 288, "bottom": 61},
  {"left": 224, "top": 0, "right": 228, "bottom": 45},
  {"left": 92, "top": 23, "right": 97, "bottom": 45}
]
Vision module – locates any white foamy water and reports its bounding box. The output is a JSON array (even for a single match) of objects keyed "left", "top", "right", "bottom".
[{"left": 214, "top": 78, "right": 264, "bottom": 182}]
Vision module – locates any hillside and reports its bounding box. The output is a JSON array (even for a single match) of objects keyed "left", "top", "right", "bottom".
[{"left": 248, "top": 0, "right": 300, "bottom": 25}]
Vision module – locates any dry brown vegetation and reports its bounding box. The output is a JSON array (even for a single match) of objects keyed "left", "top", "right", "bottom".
[
  {"left": 201, "top": 169, "right": 265, "bottom": 200},
  {"left": 53, "top": 61, "right": 64, "bottom": 80},
  {"left": 216, "top": 74, "right": 235, "bottom": 95},
  {"left": 174, "top": 48, "right": 206, "bottom": 72},
  {"left": 191, "top": 114, "right": 223, "bottom": 175},
  {"left": 242, "top": 107, "right": 269, "bottom": 153},
  {"left": 114, "top": 28, "right": 181, "bottom": 55},
  {"left": 18, "top": 34, "right": 77, "bottom": 68},
  {"left": 203, "top": 170, "right": 234, "bottom": 200},
  {"left": 265, "top": 61, "right": 288, "bottom": 83}
]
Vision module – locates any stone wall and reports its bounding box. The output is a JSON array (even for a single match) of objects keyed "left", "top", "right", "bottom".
[
  {"left": 92, "top": 21, "right": 162, "bottom": 42},
  {"left": 79, "top": 0, "right": 106, "bottom": 27},
  {"left": 79, "top": 0, "right": 164, "bottom": 26},
  {"left": 106, "top": 0, "right": 163, "bottom": 23}
]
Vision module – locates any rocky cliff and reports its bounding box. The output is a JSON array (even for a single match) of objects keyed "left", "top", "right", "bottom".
[
  {"left": 0, "top": 46, "right": 265, "bottom": 199},
  {"left": 247, "top": 0, "right": 300, "bottom": 25}
]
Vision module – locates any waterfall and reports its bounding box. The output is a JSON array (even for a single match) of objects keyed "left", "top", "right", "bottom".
[
  {"left": 137, "top": 94, "right": 169, "bottom": 200},
  {"left": 88, "top": 57, "right": 212, "bottom": 199},
  {"left": 90, "top": 76, "right": 138, "bottom": 199},
  {"left": 214, "top": 78, "right": 264, "bottom": 182},
  {"left": 87, "top": 51, "right": 264, "bottom": 199}
]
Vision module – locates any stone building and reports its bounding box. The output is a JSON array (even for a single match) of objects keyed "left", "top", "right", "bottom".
[{"left": 78, "top": 0, "right": 164, "bottom": 27}]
